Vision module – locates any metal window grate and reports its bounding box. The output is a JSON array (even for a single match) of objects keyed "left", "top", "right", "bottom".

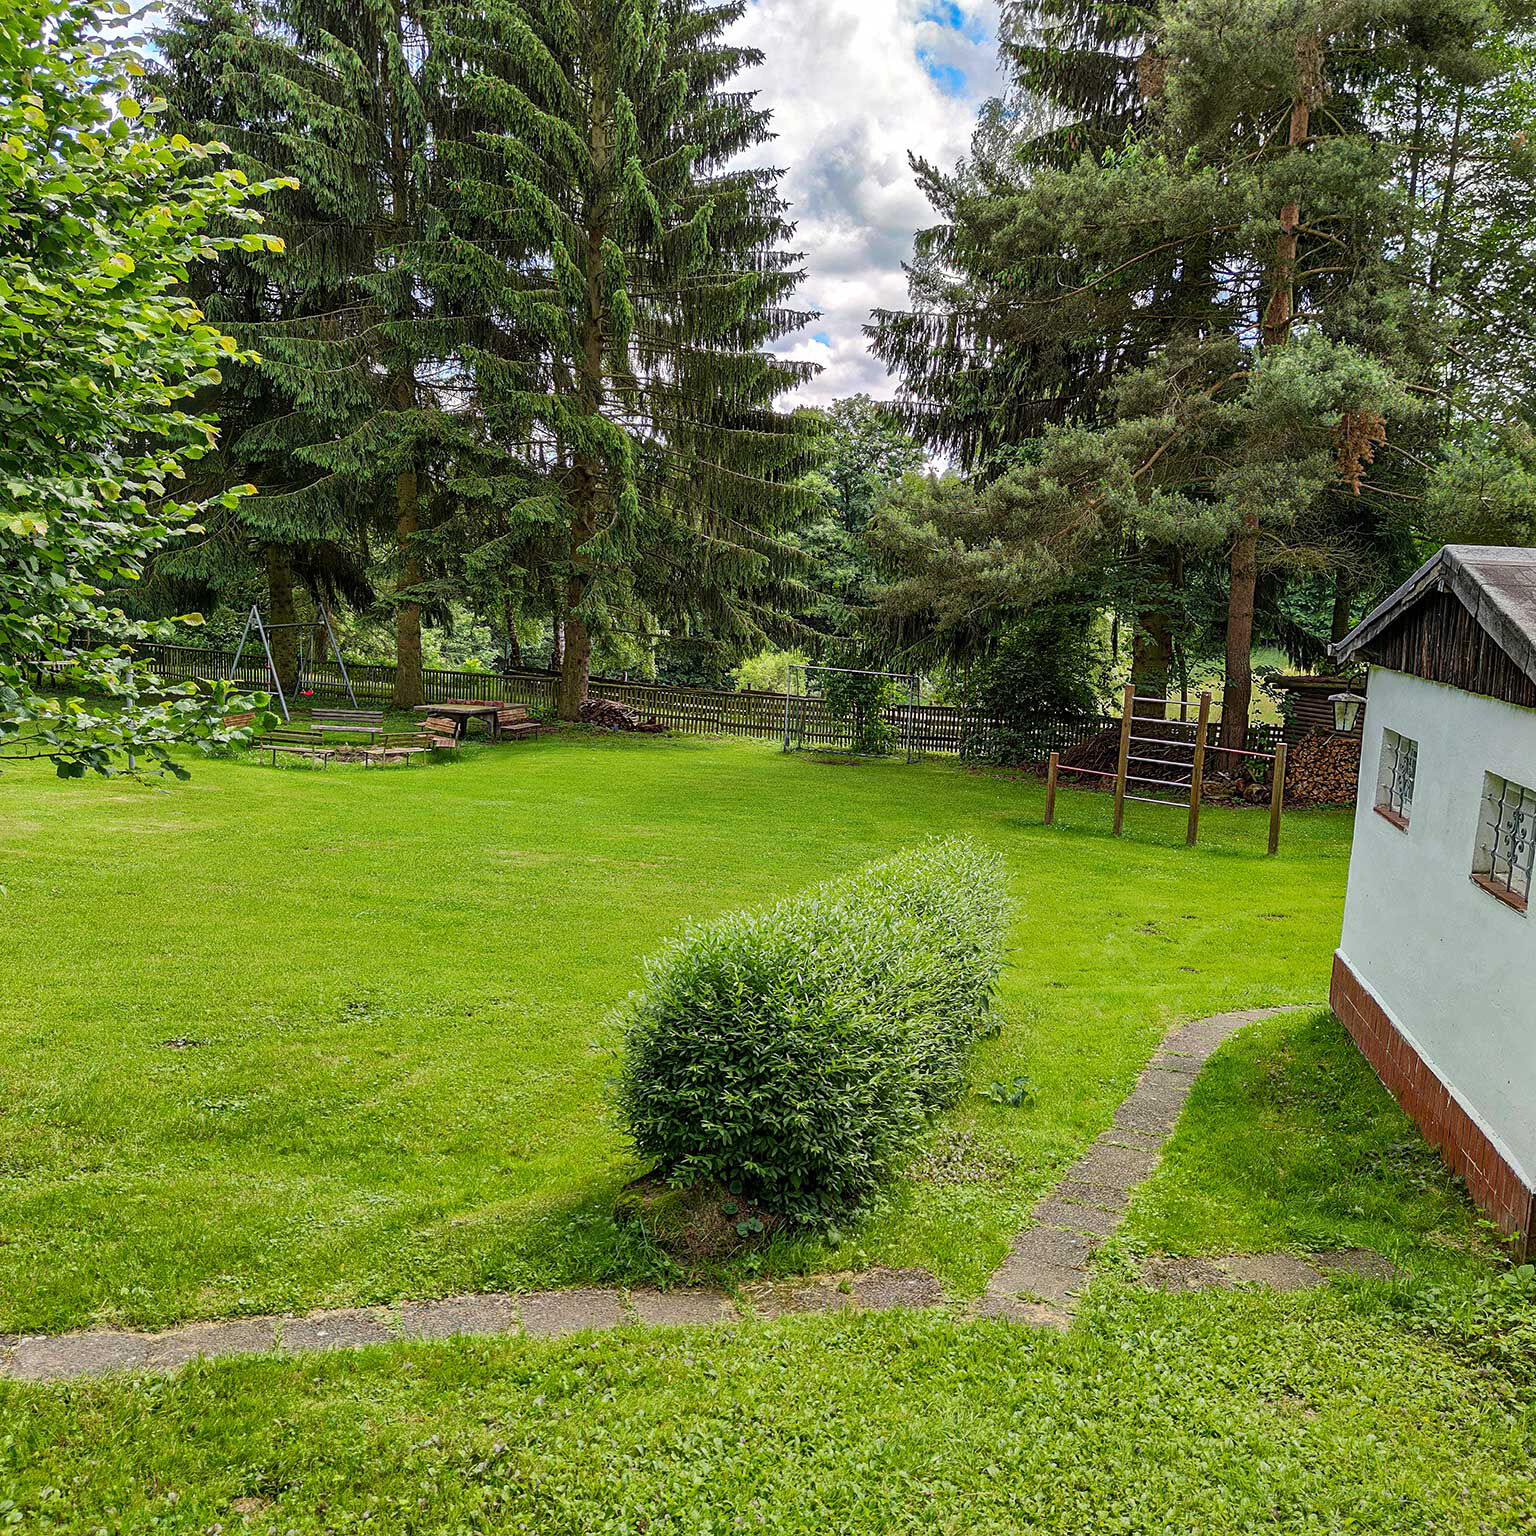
[
  {"left": 1473, "top": 773, "right": 1535, "bottom": 912},
  {"left": 1374, "top": 729, "right": 1417, "bottom": 823}
]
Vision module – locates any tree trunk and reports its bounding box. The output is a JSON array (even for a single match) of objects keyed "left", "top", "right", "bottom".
[
  {"left": 1330, "top": 577, "right": 1353, "bottom": 645},
  {"left": 1228, "top": 30, "right": 1316, "bottom": 753},
  {"left": 556, "top": 50, "right": 613, "bottom": 723},
  {"left": 265, "top": 543, "right": 299, "bottom": 695},
  {"left": 392, "top": 461, "right": 424, "bottom": 709},
  {"left": 383, "top": 31, "right": 422, "bottom": 713},
  {"left": 551, "top": 610, "right": 565, "bottom": 674},
  {"left": 558, "top": 606, "right": 592, "bottom": 721},
  {"left": 1129, "top": 610, "right": 1174, "bottom": 718},
  {"left": 1220, "top": 514, "right": 1259, "bottom": 756},
  {"left": 503, "top": 601, "right": 523, "bottom": 671},
  {"left": 311, "top": 596, "right": 332, "bottom": 680},
  {"left": 1258, "top": 34, "right": 1316, "bottom": 352}
]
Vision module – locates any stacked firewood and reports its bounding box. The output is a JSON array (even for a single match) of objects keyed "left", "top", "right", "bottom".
[
  {"left": 1057, "top": 718, "right": 1193, "bottom": 776},
  {"left": 580, "top": 697, "right": 666, "bottom": 733},
  {"left": 1284, "top": 730, "right": 1361, "bottom": 806},
  {"left": 1058, "top": 720, "right": 1359, "bottom": 807}
]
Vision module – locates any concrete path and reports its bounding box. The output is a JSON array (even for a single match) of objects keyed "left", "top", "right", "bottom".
[
  {"left": 1, "top": 1007, "right": 1391, "bottom": 1383},
  {"left": 979, "top": 1006, "right": 1295, "bottom": 1326}
]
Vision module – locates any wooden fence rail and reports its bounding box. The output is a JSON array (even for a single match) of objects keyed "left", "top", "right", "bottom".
[{"left": 129, "top": 641, "right": 1280, "bottom": 761}]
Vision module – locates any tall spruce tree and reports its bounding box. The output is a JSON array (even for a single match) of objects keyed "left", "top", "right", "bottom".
[
  {"left": 427, "top": 0, "right": 819, "bottom": 718},
  {"left": 150, "top": 0, "right": 444, "bottom": 708}
]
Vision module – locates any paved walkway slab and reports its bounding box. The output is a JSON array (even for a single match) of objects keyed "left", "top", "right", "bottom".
[{"left": 1136, "top": 1250, "right": 1394, "bottom": 1295}]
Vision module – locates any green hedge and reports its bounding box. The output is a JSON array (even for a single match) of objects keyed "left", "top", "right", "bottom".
[{"left": 616, "top": 840, "right": 1012, "bottom": 1225}]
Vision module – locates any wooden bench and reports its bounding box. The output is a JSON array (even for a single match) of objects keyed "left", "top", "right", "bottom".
[
  {"left": 363, "top": 731, "right": 437, "bottom": 767},
  {"left": 258, "top": 729, "right": 334, "bottom": 768},
  {"left": 422, "top": 715, "right": 462, "bottom": 749},
  {"left": 223, "top": 712, "right": 257, "bottom": 731},
  {"left": 311, "top": 708, "right": 386, "bottom": 738}
]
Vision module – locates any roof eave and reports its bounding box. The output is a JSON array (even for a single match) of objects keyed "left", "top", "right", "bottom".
[{"left": 1330, "top": 545, "right": 1536, "bottom": 690}]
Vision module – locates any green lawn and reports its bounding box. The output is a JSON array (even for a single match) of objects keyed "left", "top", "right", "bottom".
[
  {"left": 1, "top": 731, "right": 1351, "bottom": 1332},
  {"left": 3, "top": 1009, "right": 1530, "bottom": 1534},
  {"left": 6, "top": 731, "right": 1533, "bottom": 1533},
  {"left": 1119, "top": 1007, "right": 1500, "bottom": 1273}
]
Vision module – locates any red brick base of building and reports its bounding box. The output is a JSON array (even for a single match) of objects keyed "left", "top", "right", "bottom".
[{"left": 1331, "top": 952, "right": 1533, "bottom": 1257}]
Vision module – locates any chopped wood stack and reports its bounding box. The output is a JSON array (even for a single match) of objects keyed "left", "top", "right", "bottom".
[
  {"left": 581, "top": 697, "right": 666, "bottom": 733},
  {"left": 1284, "top": 730, "right": 1361, "bottom": 806},
  {"left": 1058, "top": 718, "right": 1192, "bottom": 776}
]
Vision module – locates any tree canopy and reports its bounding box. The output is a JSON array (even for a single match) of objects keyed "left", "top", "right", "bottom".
[
  {"left": 0, "top": 0, "right": 287, "bottom": 776},
  {"left": 870, "top": 0, "right": 1536, "bottom": 745}
]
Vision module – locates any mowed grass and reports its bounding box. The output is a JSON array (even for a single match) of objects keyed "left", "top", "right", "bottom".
[
  {"left": 1120, "top": 1007, "right": 1502, "bottom": 1272},
  {"left": 1, "top": 731, "right": 1353, "bottom": 1332},
  {"left": 6, "top": 768, "right": 1531, "bottom": 1533},
  {"left": 4, "top": 1054, "right": 1528, "bottom": 1536},
  {"left": 4, "top": 1294, "right": 1532, "bottom": 1536}
]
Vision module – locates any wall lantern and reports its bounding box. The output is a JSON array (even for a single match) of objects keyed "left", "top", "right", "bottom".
[{"left": 1330, "top": 690, "right": 1367, "bottom": 734}]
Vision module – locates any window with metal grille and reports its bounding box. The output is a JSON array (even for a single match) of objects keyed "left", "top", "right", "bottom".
[
  {"left": 1373, "top": 729, "right": 1417, "bottom": 828},
  {"left": 1472, "top": 773, "right": 1536, "bottom": 913}
]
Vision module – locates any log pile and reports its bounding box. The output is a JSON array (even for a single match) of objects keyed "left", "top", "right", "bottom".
[
  {"left": 580, "top": 697, "right": 666, "bottom": 733},
  {"left": 1284, "top": 730, "right": 1361, "bottom": 806},
  {"left": 1057, "top": 719, "right": 1359, "bottom": 807},
  {"left": 1057, "top": 718, "right": 1195, "bottom": 776}
]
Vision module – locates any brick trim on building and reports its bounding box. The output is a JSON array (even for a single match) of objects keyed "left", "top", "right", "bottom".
[{"left": 1332, "top": 952, "right": 1533, "bottom": 1256}]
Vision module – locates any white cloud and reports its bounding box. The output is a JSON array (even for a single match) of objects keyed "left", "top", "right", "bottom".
[{"left": 729, "top": 0, "right": 1003, "bottom": 409}]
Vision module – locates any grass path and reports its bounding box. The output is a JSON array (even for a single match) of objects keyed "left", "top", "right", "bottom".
[{"left": 1, "top": 733, "right": 1352, "bottom": 1331}]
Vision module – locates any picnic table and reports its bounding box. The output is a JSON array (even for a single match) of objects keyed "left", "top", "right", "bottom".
[{"left": 413, "top": 702, "right": 505, "bottom": 742}]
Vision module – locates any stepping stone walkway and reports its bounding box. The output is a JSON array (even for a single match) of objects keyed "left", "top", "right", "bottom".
[{"left": 0, "top": 1007, "right": 1394, "bottom": 1383}]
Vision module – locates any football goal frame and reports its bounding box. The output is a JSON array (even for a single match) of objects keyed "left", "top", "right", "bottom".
[{"left": 782, "top": 663, "right": 922, "bottom": 763}]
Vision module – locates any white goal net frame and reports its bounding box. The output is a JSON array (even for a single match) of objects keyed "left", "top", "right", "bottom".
[{"left": 782, "top": 663, "right": 922, "bottom": 763}]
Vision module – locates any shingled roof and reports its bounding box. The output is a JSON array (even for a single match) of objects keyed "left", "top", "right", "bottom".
[{"left": 1333, "top": 545, "right": 1536, "bottom": 691}]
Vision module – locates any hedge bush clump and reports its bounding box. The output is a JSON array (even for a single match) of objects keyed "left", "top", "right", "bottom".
[{"left": 616, "top": 839, "right": 1012, "bottom": 1225}]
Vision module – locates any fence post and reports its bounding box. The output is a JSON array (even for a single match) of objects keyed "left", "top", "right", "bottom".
[
  {"left": 1186, "top": 692, "right": 1212, "bottom": 847},
  {"left": 1112, "top": 682, "right": 1134, "bottom": 836},
  {"left": 1044, "top": 752, "right": 1059, "bottom": 826},
  {"left": 1268, "top": 742, "right": 1288, "bottom": 856}
]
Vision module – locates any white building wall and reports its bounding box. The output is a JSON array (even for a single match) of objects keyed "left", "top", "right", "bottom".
[{"left": 1339, "top": 666, "right": 1536, "bottom": 1184}]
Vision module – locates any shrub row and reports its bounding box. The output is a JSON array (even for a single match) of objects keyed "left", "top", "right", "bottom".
[{"left": 616, "top": 839, "right": 1012, "bottom": 1225}]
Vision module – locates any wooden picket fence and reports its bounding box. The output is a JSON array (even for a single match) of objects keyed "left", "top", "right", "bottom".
[{"left": 131, "top": 641, "right": 1128, "bottom": 760}]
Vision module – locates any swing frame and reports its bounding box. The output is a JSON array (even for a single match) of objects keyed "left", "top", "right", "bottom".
[{"left": 228, "top": 603, "right": 357, "bottom": 723}]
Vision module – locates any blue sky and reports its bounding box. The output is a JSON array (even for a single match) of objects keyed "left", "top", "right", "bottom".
[{"left": 730, "top": 0, "right": 1004, "bottom": 405}]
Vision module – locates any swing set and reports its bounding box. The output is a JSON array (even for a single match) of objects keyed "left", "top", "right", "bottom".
[{"left": 229, "top": 603, "right": 358, "bottom": 723}]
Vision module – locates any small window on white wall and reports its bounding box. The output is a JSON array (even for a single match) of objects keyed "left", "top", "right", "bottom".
[
  {"left": 1374, "top": 729, "right": 1417, "bottom": 829},
  {"left": 1472, "top": 773, "right": 1535, "bottom": 914}
]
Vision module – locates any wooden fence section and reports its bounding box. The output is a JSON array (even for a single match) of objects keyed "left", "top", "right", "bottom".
[{"left": 133, "top": 642, "right": 1279, "bottom": 760}]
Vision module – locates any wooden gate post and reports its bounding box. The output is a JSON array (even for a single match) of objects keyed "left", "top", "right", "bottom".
[
  {"left": 1186, "top": 692, "right": 1212, "bottom": 846},
  {"left": 1044, "top": 752, "right": 1059, "bottom": 826},
  {"left": 1112, "top": 682, "right": 1134, "bottom": 836},
  {"left": 1268, "top": 742, "right": 1288, "bottom": 855}
]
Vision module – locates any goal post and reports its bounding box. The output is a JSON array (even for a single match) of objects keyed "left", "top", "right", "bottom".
[{"left": 782, "top": 663, "right": 922, "bottom": 763}]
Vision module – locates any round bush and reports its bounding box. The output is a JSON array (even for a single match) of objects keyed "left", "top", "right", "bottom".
[{"left": 616, "top": 839, "right": 1012, "bottom": 1225}]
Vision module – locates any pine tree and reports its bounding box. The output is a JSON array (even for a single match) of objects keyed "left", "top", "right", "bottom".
[
  {"left": 872, "top": 0, "right": 1528, "bottom": 748},
  {"left": 426, "top": 0, "right": 820, "bottom": 718},
  {"left": 145, "top": 1, "right": 373, "bottom": 692}
]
